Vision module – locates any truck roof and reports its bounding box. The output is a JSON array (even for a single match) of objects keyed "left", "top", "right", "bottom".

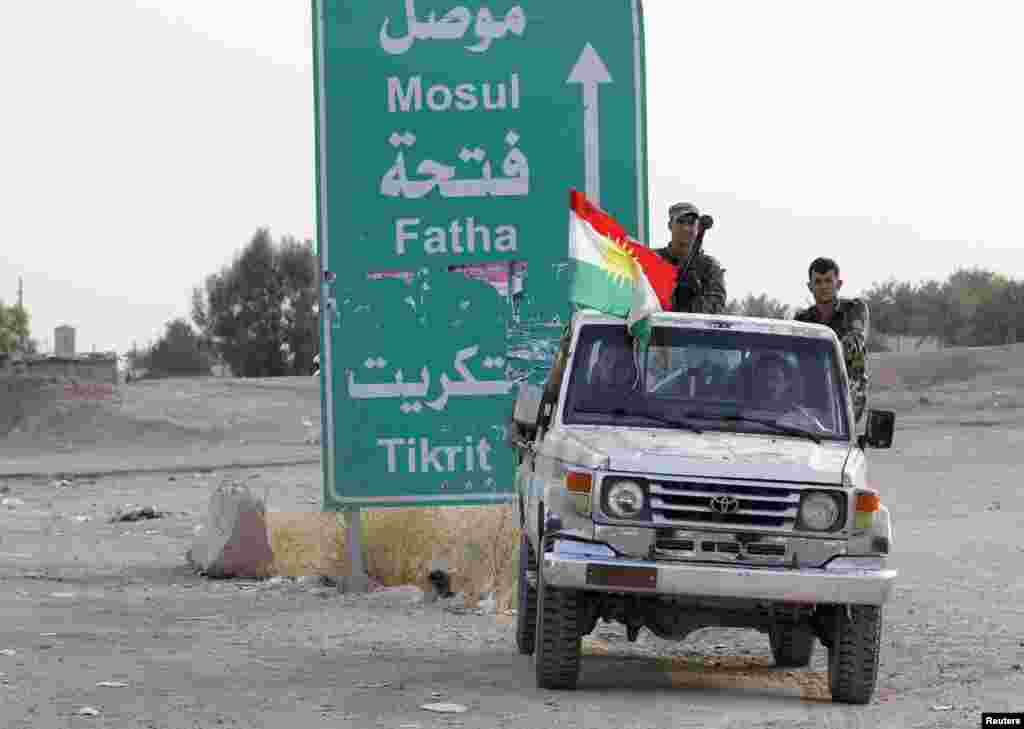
[{"left": 570, "top": 309, "right": 840, "bottom": 343}]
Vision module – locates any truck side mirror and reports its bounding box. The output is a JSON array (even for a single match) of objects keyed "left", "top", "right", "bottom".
[
  {"left": 860, "top": 409, "right": 895, "bottom": 449},
  {"left": 513, "top": 383, "right": 543, "bottom": 430},
  {"left": 509, "top": 384, "right": 543, "bottom": 451}
]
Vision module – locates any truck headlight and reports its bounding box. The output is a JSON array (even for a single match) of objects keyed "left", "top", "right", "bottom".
[
  {"left": 605, "top": 480, "right": 645, "bottom": 519},
  {"left": 799, "top": 492, "right": 842, "bottom": 531}
]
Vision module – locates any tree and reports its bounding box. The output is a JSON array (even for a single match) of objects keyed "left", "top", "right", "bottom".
[
  {"left": 941, "top": 267, "right": 1008, "bottom": 347},
  {"left": 909, "top": 279, "right": 948, "bottom": 346},
  {"left": 127, "top": 343, "right": 153, "bottom": 373},
  {"left": 0, "top": 300, "right": 29, "bottom": 355},
  {"left": 192, "top": 228, "right": 319, "bottom": 378},
  {"left": 275, "top": 235, "right": 319, "bottom": 375},
  {"left": 972, "top": 278, "right": 1023, "bottom": 346},
  {"left": 148, "top": 319, "right": 211, "bottom": 377},
  {"left": 862, "top": 267, "right": 1021, "bottom": 349},
  {"left": 863, "top": 279, "right": 907, "bottom": 337},
  {"left": 728, "top": 293, "right": 791, "bottom": 319}
]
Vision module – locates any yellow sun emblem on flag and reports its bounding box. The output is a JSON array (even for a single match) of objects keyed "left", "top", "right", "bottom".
[{"left": 600, "top": 237, "right": 639, "bottom": 286}]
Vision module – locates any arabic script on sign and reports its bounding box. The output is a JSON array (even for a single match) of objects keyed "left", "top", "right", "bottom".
[
  {"left": 380, "top": 1, "right": 527, "bottom": 55},
  {"left": 381, "top": 130, "right": 529, "bottom": 199},
  {"left": 347, "top": 345, "right": 512, "bottom": 413}
]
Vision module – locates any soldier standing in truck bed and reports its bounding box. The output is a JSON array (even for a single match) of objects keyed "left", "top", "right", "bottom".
[
  {"left": 654, "top": 202, "right": 727, "bottom": 315},
  {"left": 793, "top": 256, "right": 870, "bottom": 424}
]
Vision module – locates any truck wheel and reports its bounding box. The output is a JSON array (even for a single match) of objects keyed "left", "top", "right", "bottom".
[
  {"left": 769, "top": 623, "right": 816, "bottom": 667},
  {"left": 828, "top": 605, "right": 882, "bottom": 704},
  {"left": 515, "top": 532, "right": 538, "bottom": 655},
  {"left": 534, "top": 555, "right": 583, "bottom": 690}
]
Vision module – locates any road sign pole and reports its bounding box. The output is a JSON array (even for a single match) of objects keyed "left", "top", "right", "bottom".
[{"left": 343, "top": 508, "right": 369, "bottom": 593}]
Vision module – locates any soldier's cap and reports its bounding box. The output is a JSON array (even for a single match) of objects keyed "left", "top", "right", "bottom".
[{"left": 668, "top": 202, "right": 700, "bottom": 219}]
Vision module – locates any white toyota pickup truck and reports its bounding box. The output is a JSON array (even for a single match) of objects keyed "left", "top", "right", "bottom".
[{"left": 509, "top": 309, "right": 897, "bottom": 703}]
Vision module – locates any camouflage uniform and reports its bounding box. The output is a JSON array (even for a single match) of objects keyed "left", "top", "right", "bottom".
[
  {"left": 654, "top": 247, "right": 728, "bottom": 314},
  {"left": 794, "top": 298, "right": 870, "bottom": 423}
]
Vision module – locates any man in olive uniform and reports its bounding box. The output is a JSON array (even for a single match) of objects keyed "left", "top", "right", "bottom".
[
  {"left": 793, "top": 257, "right": 870, "bottom": 424},
  {"left": 655, "top": 202, "right": 727, "bottom": 314}
]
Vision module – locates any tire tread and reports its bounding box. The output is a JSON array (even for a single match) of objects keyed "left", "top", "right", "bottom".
[
  {"left": 515, "top": 534, "right": 538, "bottom": 655},
  {"left": 770, "top": 624, "right": 816, "bottom": 668},
  {"left": 534, "top": 562, "right": 583, "bottom": 689},
  {"left": 829, "top": 605, "right": 882, "bottom": 704}
]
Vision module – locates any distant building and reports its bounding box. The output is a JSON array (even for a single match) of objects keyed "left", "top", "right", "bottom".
[
  {"left": 16, "top": 353, "right": 118, "bottom": 385},
  {"left": 54, "top": 325, "right": 76, "bottom": 358}
]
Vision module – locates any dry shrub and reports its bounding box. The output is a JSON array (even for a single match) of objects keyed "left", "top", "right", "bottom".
[
  {"left": 263, "top": 504, "right": 521, "bottom": 610},
  {"left": 360, "top": 504, "right": 517, "bottom": 605},
  {"left": 433, "top": 504, "right": 519, "bottom": 610},
  {"left": 265, "top": 511, "right": 346, "bottom": 578},
  {"left": 359, "top": 506, "right": 447, "bottom": 586}
]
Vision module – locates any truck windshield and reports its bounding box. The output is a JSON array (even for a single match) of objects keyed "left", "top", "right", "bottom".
[{"left": 562, "top": 323, "right": 850, "bottom": 441}]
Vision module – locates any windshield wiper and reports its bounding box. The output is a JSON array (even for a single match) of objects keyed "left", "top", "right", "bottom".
[
  {"left": 683, "top": 412, "right": 821, "bottom": 444},
  {"left": 576, "top": 405, "right": 703, "bottom": 434},
  {"left": 619, "top": 409, "right": 704, "bottom": 435}
]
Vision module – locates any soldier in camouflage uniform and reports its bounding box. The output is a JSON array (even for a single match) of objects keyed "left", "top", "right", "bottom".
[
  {"left": 793, "top": 257, "right": 870, "bottom": 424},
  {"left": 655, "top": 202, "right": 727, "bottom": 314}
]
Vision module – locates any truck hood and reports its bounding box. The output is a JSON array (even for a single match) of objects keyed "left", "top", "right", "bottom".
[{"left": 549, "top": 427, "right": 851, "bottom": 485}]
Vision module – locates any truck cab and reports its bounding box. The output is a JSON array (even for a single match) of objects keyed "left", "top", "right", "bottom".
[{"left": 509, "top": 309, "right": 897, "bottom": 703}]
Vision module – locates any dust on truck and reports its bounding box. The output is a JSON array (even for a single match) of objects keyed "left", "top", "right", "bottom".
[{"left": 508, "top": 309, "right": 898, "bottom": 704}]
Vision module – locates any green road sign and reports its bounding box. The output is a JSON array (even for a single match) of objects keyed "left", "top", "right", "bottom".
[{"left": 313, "top": 0, "right": 648, "bottom": 509}]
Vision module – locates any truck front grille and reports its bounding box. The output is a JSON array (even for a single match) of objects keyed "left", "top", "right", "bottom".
[
  {"left": 745, "top": 543, "right": 787, "bottom": 556},
  {"left": 658, "top": 538, "right": 694, "bottom": 551},
  {"left": 652, "top": 531, "right": 791, "bottom": 564},
  {"left": 649, "top": 480, "right": 801, "bottom": 531},
  {"left": 701, "top": 540, "right": 739, "bottom": 554}
]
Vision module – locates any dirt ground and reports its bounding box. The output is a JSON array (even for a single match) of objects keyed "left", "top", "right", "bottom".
[
  {"left": 1, "top": 353, "right": 1023, "bottom": 727},
  {"left": 0, "top": 376, "right": 322, "bottom": 477}
]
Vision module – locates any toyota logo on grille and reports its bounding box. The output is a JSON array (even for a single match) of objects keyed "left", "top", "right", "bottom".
[{"left": 710, "top": 495, "right": 740, "bottom": 514}]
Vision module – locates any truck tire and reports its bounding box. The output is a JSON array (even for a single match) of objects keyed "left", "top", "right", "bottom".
[
  {"left": 515, "top": 532, "right": 538, "bottom": 655},
  {"left": 769, "top": 623, "right": 816, "bottom": 667},
  {"left": 828, "top": 605, "right": 882, "bottom": 704},
  {"left": 534, "top": 556, "right": 583, "bottom": 690}
]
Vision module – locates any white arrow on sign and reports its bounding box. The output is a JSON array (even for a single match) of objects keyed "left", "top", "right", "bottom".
[{"left": 567, "top": 43, "right": 613, "bottom": 205}]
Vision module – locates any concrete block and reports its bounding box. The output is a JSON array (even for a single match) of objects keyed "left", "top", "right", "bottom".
[{"left": 188, "top": 481, "right": 273, "bottom": 579}]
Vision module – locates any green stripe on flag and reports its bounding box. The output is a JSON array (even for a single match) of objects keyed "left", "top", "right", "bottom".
[
  {"left": 569, "top": 259, "right": 634, "bottom": 317},
  {"left": 629, "top": 316, "right": 652, "bottom": 346}
]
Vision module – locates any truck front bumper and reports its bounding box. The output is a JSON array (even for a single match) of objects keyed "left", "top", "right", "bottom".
[{"left": 542, "top": 539, "right": 897, "bottom": 607}]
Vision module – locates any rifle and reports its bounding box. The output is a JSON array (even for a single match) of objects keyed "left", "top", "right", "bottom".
[{"left": 676, "top": 214, "right": 714, "bottom": 308}]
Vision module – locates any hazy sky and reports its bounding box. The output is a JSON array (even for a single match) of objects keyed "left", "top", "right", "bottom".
[{"left": 2, "top": 1, "right": 1022, "bottom": 355}]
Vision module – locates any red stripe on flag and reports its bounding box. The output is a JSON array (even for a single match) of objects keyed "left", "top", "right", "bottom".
[
  {"left": 569, "top": 189, "right": 630, "bottom": 243},
  {"left": 569, "top": 188, "right": 679, "bottom": 311}
]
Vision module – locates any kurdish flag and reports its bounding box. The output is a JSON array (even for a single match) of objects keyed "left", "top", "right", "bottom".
[{"left": 568, "top": 189, "right": 678, "bottom": 344}]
